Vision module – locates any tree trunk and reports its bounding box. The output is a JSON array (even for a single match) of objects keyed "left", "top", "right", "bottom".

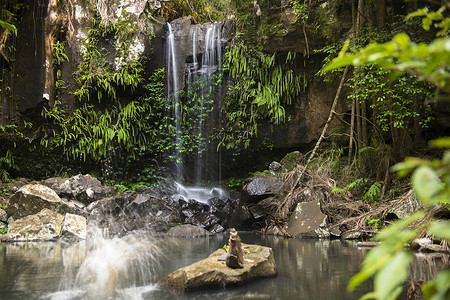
[
  {"left": 356, "top": 0, "right": 364, "bottom": 33},
  {"left": 348, "top": 97, "right": 356, "bottom": 165},
  {"left": 412, "top": 95, "right": 424, "bottom": 147},
  {"left": 361, "top": 99, "right": 368, "bottom": 146},
  {"left": 278, "top": 66, "right": 350, "bottom": 219},
  {"left": 374, "top": 0, "right": 386, "bottom": 29}
]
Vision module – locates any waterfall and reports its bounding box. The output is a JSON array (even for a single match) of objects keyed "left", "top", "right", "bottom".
[
  {"left": 166, "top": 23, "right": 183, "bottom": 180},
  {"left": 193, "top": 22, "right": 223, "bottom": 183},
  {"left": 166, "top": 21, "right": 223, "bottom": 185}
]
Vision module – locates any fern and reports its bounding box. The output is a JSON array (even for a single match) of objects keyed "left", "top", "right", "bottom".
[
  {"left": 364, "top": 181, "right": 384, "bottom": 202},
  {"left": 220, "top": 42, "right": 305, "bottom": 150}
]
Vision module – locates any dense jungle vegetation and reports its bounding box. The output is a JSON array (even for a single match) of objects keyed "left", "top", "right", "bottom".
[{"left": 0, "top": 1, "right": 449, "bottom": 298}]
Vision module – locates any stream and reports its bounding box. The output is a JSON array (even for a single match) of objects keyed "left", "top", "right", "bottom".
[{"left": 2, "top": 232, "right": 446, "bottom": 300}]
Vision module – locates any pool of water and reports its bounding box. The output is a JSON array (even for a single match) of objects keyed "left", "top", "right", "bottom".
[{"left": 0, "top": 232, "right": 447, "bottom": 300}]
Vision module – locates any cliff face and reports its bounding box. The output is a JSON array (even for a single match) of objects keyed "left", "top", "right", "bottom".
[
  {"left": 8, "top": 0, "right": 353, "bottom": 150},
  {"left": 11, "top": 0, "right": 165, "bottom": 114}
]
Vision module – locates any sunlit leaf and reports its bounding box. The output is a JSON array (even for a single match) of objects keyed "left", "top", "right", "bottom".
[
  {"left": 391, "top": 157, "right": 429, "bottom": 177},
  {"left": 422, "top": 269, "right": 450, "bottom": 300},
  {"left": 0, "top": 19, "right": 17, "bottom": 35},
  {"left": 412, "top": 166, "right": 441, "bottom": 205},
  {"left": 375, "top": 251, "right": 412, "bottom": 300},
  {"left": 430, "top": 137, "right": 450, "bottom": 148},
  {"left": 428, "top": 221, "right": 450, "bottom": 241}
]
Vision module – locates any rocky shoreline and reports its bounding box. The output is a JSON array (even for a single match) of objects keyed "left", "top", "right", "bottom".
[{"left": 0, "top": 151, "right": 448, "bottom": 255}]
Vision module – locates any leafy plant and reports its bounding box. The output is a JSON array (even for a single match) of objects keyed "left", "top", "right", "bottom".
[
  {"left": 363, "top": 181, "right": 383, "bottom": 203},
  {"left": 365, "top": 217, "right": 382, "bottom": 229},
  {"left": 0, "top": 226, "right": 7, "bottom": 234},
  {"left": 348, "top": 137, "right": 450, "bottom": 300},
  {"left": 0, "top": 149, "right": 17, "bottom": 181},
  {"left": 220, "top": 43, "right": 304, "bottom": 150},
  {"left": 321, "top": 14, "right": 450, "bottom": 299}
]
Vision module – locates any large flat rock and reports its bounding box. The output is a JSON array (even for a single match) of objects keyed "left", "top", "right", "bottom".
[
  {"left": 5, "top": 184, "right": 63, "bottom": 220},
  {"left": 161, "top": 244, "right": 277, "bottom": 292},
  {"left": 288, "top": 200, "right": 331, "bottom": 238}
]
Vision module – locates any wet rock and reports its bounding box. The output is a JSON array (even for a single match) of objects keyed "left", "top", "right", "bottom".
[
  {"left": 5, "top": 183, "right": 72, "bottom": 220},
  {"left": 61, "top": 213, "right": 87, "bottom": 241},
  {"left": 280, "top": 151, "right": 304, "bottom": 172},
  {"left": 87, "top": 193, "right": 181, "bottom": 235},
  {"left": 287, "top": 200, "right": 331, "bottom": 238},
  {"left": 2, "top": 208, "right": 64, "bottom": 241},
  {"left": 181, "top": 209, "right": 196, "bottom": 220},
  {"left": 241, "top": 176, "right": 283, "bottom": 204},
  {"left": 209, "top": 223, "right": 225, "bottom": 233},
  {"left": 388, "top": 190, "right": 422, "bottom": 219},
  {"left": 269, "top": 161, "right": 283, "bottom": 175},
  {"left": 209, "top": 197, "right": 237, "bottom": 221},
  {"left": 357, "top": 241, "right": 381, "bottom": 248},
  {"left": 195, "top": 212, "right": 221, "bottom": 230},
  {"left": 44, "top": 174, "right": 106, "bottom": 204},
  {"left": 161, "top": 244, "right": 277, "bottom": 292},
  {"left": 186, "top": 199, "right": 210, "bottom": 212},
  {"left": 0, "top": 208, "right": 7, "bottom": 223},
  {"left": 341, "top": 230, "right": 363, "bottom": 240},
  {"left": 8, "top": 178, "right": 29, "bottom": 192},
  {"left": 229, "top": 206, "right": 253, "bottom": 230},
  {"left": 410, "top": 238, "right": 450, "bottom": 253},
  {"left": 166, "top": 224, "right": 211, "bottom": 238}
]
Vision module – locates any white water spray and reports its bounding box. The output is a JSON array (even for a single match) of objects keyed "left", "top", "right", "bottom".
[{"left": 53, "top": 227, "right": 162, "bottom": 299}]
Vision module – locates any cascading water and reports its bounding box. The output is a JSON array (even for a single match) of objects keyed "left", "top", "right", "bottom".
[
  {"left": 189, "top": 22, "right": 223, "bottom": 184},
  {"left": 166, "top": 23, "right": 183, "bottom": 181},
  {"left": 166, "top": 21, "right": 227, "bottom": 202}
]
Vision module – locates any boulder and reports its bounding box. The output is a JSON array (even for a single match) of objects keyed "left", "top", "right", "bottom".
[
  {"left": 280, "top": 151, "right": 304, "bottom": 172},
  {"left": 287, "top": 200, "right": 331, "bottom": 238},
  {"left": 166, "top": 224, "right": 211, "bottom": 238},
  {"left": 388, "top": 189, "right": 422, "bottom": 219},
  {"left": 86, "top": 191, "right": 184, "bottom": 236},
  {"left": 161, "top": 244, "right": 277, "bottom": 292},
  {"left": 2, "top": 208, "right": 65, "bottom": 241},
  {"left": 61, "top": 213, "right": 87, "bottom": 241},
  {"left": 5, "top": 183, "right": 68, "bottom": 220},
  {"left": 0, "top": 208, "right": 7, "bottom": 223},
  {"left": 241, "top": 176, "right": 283, "bottom": 204},
  {"left": 44, "top": 174, "right": 105, "bottom": 204},
  {"left": 268, "top": 161, "right": 283, "bottom": 175},
  {"left": 229, "top": 206, "right": 253, "bottom": 230},
  {"left": 410, "top": 238, "right": 450, "bottom": 253}
]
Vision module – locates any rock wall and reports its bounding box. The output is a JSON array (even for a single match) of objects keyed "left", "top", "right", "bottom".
[{"left": 9, "top": 0, "right": 352, "bottom": 153}]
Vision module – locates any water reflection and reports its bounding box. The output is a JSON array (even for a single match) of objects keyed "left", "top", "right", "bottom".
[{"left": 0, "top": 233, "right": 448, "bottom": 300}]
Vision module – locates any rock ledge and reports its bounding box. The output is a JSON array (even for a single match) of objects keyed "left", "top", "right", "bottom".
[{"left": 161, "top": 244, "right": 277, "bottom": 292}]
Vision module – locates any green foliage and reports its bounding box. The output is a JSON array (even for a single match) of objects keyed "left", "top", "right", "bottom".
[
  {"left": 0, "top": 226, "right": 7, "bottom": 234},
  {"left": 291, "top": 0, "right": 309, "bottom": 21},
  {"left": 73, "top": 16, "right": 143, "bottom": 103},
  {"left": 406, "top": 6, "right": 450, "bottom": 36},
  {"left": 348, "top": 65, "right": 434, "bottom": 132},
  {"left": 392, "top": 137, "right": 450, "bottom": 206},
  {"left": 0, "top": 149, "right": 17, "bottom": 181},
  {"left": 220, "top": 43, "right": 304, "bottom": 150},
  {"left": 365, "top": 217, "right": 382, "bottom": 229},
  {"left": 52, "top": 41, "right": 68, "bottom": 66},
  {"left": 164, "top": 0, "right": 229, "bottom": 22},
  {"left": 223, "top": 244, "right": 229, "bottom": 252},
  {"left": 363, "top": 181, "right": 383, "bottom": 203},
  {"left": 0, "top": 19, "right": 16, "bottom": 36},
  {"left": 332, "top": 178, "right": 384, "bottom": 202},
  {"left": 324, "top": 33, "right": 450, "bottom": 93},
  {"left": 222, "top": 177, "right": 245, "bottom": 189},
  {"left": 349, "top": 137, "right": 450, "bottom": 299}
]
